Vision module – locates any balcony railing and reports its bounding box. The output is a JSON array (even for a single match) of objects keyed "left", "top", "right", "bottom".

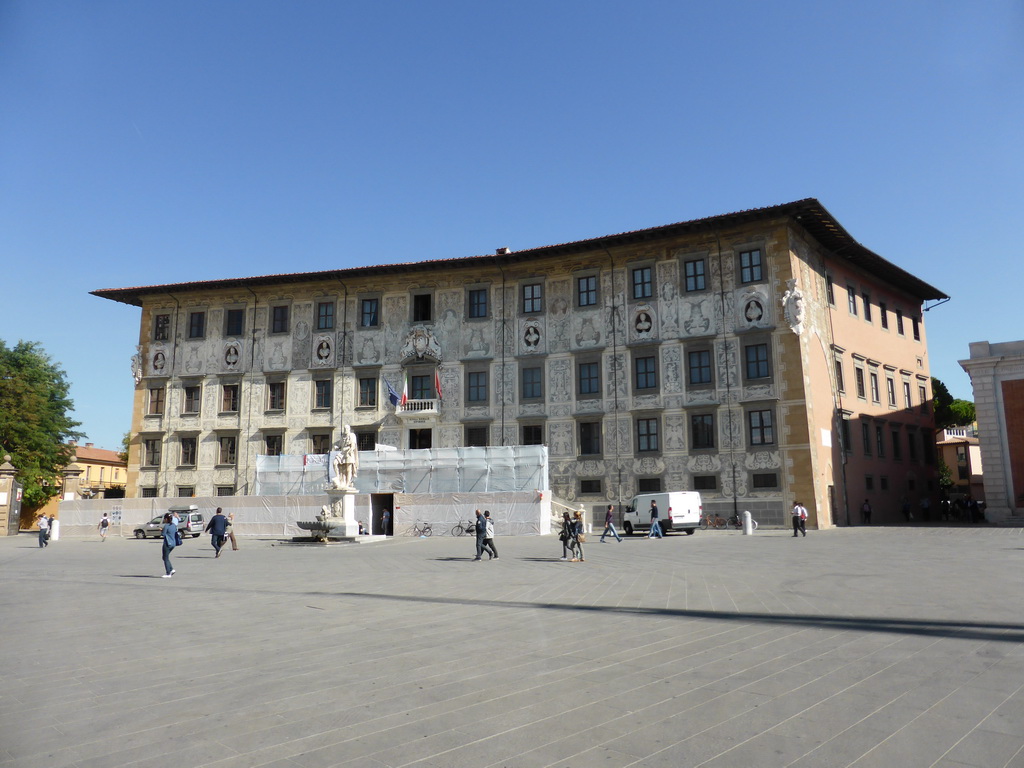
[{"left": 397, "top": 398, "right": 439, "bottom": 414}]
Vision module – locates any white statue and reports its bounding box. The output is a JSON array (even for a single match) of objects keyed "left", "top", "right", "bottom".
[
  {"left": 782, "top": 279, "right": 804, "bottom": 335},
  {"left": 130, "top": 346, "right": 143, "bottom": 384},
  {"left": 330, "top": 425, "right": 359, "bottom": 490}
]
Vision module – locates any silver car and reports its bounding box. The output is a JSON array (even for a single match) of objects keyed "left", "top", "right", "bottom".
[{"left": 134, "top": 509, "right": 205, "bottom": 539}]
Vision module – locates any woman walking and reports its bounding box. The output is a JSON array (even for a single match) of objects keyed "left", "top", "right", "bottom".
[
  {"left": 571, "top": 510, "right": 586, "bottom": 562},
  {"left": 559, "top": 511, "right": 576, "bottom": 561},
  {"left": 161, "top": 513, "right": 178, "bottom": 578}
]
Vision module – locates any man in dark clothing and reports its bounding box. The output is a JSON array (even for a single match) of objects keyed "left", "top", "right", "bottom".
[
  {"left": 473, "top": 509, "right": 486, "bottom": 561},
  {"left": 205, "top": 507, "right": 229, "bottom": 558},
  {"left": 647, "top": 500, "right": 662, "bottom": 539}
]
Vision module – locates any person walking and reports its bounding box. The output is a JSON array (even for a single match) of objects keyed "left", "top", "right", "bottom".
[
  {"left": 559, "top": 511, "right": 576, "bottom": 561},
  {"left": 98, "top": 512, "right": 111, "bottom": 540},
  {"left": 647, "top": 499, "right": 663, "bottom": 539},
  {"left": 38, "top": 514, "right": 50, "bottom": 548},
  {"left": 161, "top": 513, "right": 177, "bottom": 578},
  {"left": 861, "top": 499, "right": 872, "bottom": 525},
  {"left": 600, "top": 504, "right": 622, "bottom": 542},
  {"left": 791, "top": 501, "right": 807, "bottom": 537},
  {"left": 382, "top": 508, "right": 391, "bottom": 536},
  {"left": 225, "top": 511, "right": 239, "bottom": 550},
  {"left": 472, "top": 509, "right": 486, "bottom": 561},
  {"left": 571, "top": 510, "right": 586, "bottom": 561},
  {"left": 482, "top": 511, "right": 498, "bottom": 560},
  {"left": 205, "top": 507, "right": 229, "bottom": 558}
]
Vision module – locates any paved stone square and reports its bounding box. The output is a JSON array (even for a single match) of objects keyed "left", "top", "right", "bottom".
[{"left": 2, "top": 526, "right": 1023, "bottom": 768}]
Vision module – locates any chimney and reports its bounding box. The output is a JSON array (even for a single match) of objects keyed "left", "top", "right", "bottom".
[
  {"left": 86, "top": 443, "right": 94, "bottom": 448},
  {"left": 496, "top": 247, "right": 511, "bottom": 255}
]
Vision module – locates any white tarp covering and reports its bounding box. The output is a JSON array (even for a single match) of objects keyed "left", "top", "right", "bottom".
[
  {"left": 254, "top": 445, "right": 548, "bottom": 496},
  {"left": 56, "top": 491, "right": 552, "bottom": 537}
]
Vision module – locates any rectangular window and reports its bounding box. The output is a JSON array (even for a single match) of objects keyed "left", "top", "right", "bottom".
[
  {"left": 876, "top": 426, "right": 885, "bottom": 458},
  {"left": 908, "top": 432, "right": 918, "bottom": 461},
  {"left": 467, "top": 371, "right": 488, "bottom": 403},
  {"left": 577, "top": 275, "right": 597, "bottom": 307},
  {"left": 903, "top": 381, "right": 912, "bottom": 408},
  {"left": 311, "top": 433, "right": 332, "bottom": 454},
  {"left": 632, "top": 266, "right": 653, "bottom": 299},
  {"left": 219, "top": 435, "right": 237, "bottom": 465},
  {"left": 825, "top": 275, "right": 835, "bottom": 305},
  {"left": 693, "top": 475, "right": 717, "bottom": 490},
  {"left": 637, "top": 478, "right": 662, "bottom": 493},
  {"left": 523, "top": 283, "right": 543, "bottom": 313},
  {"left": 880, "top": 476, "right": 889, "bottom": 491},
  {"left": 182, "top": 385, "right": 201, "bottom": 415},
  {"left": 862, "top": 293, "right": 872, "bottom": 322},
  {"left": 880, "top": 302, "right": 888, "bottom": 329},
  {"left": 634, "top": 356, "right": 657, "bottom": 390},
  {"left": 154, "top": 313, "right": 171, "bottom": 341},
  {"left": 143, "top": 438, "right": 161, "bottom": 467},
  {"left": 855, "top": 368, "right": 866, "bottom": 399},
  {"left": 271, "top": 305, "right": 289, "bottom": 334},
  {"left": 847, "top": 286, "right": 857, "bottom": 315},
  {"left": 355, "top": 431, "right": 376, "bottom": 451},
  {"left": 314, "top": 379, "right": 332, "bottom": 409},
  {"left": 637, "top": 418, "right": 659, "bottom": 452},
  {"left": 896, "top": 309, "right": 905, "bottom": 335},
  {"left": 316, "top": 301, "right": 335, "bottom": 330},
  {"left": 521, "top": 367, "right": 543, "bottom": 400},
  {"left": 912, "top": 317, "right": 921, "bottom": 341},
  {"left": 468, "top": 288, "right": 488, "bottom": 318},
  {"left": 691, "top": 414, "right": 715, "bottom": 449},
  {"left": 141, "top": 487, "right": 158, "bottom": 498},
  {"left": 268, "top": 381, "right": 286, "bottom": 411},
  {"left": 411, "top": 374, "right": 432, "bottom": 400},
  {"left": 891, "top": 430, "right": 902, "bottom": 460},
  {"left": 870, "top": 372, "right": 880, "bottom": 403},
  {"left": 180, "top": 437, "right": 197, "bottom": 467},
  {"left": 752, "top": 473, "right": 778, "bottom": 489},
  {"left": 188, "top": 311, "right": 206, "bottom": 339},
  {"left": 840, "top": 417, "right": 852, "bottom": 453},
  {"left": 216, "top": 486, "right": 235, "bottom": 497},
  {"left": 579, "top": 422, "right": 602, "bottom": 455},
  {"left": 265, "top": 434, "right": 283, "bottom": 456},
  {"left": 578, "top": 362, "right": 600, "bottom": 395},
  {"left": 580, "top": 479, "right": 602, "bottom": 494},
  {"left": 522, "top": 425, "right": 543, "bottom": 445},
  {"left": 465, "top": 426, "right": 489, "bottom": 447},
  {"left": 360, "top": 298, "right": 379, "bottom": 328},
  {"left": 177, "top": 486, "right": 194, "bottom": 498},
  {"left": 886, "top": 377, "right": 897, "bottom": 406},
  {"left": 862, "top": 423, "right": 871, "bottom": 455},
  {"left": 148, "top": 387, "right": 165, "bottom": 416},
  {"left": 865, "top": 476, "right": 874, "bottom": 492},
  {"left": 685, "top": 259, "right": 706, "bottom": 292},
  {"left": 745, "top": 343, "right": 770, "bottom": 380},
  {"left": 225, "top": 308, "right": 245, "bottom": 336},
  {"left": 919, "top": 385, "right": 928, "bottom": 412},
  {"left": 748, "top": 410, "right": 774, "bottom": 445},
  {"left": 222, "top": 384, "right": 239, "bottom": 412},
  {"left": 688, "top": 350, "right": 712, "bottom": 386},
  {"left": 358, "top": 377, "right": 376, "bottom": 407},
  {"left": 739, "top": 249, "right": 763, "bottom": 283},
  {"left": 412, "top": 293, "right": 432, "bottom": 322},
  {"left": 834, "top": 359, "right": 845, "bottom": 393}
]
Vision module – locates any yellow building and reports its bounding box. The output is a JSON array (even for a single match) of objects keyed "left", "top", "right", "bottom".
[
  {"left": 32, "top": 442, "right": 127, "bottom": 525},
  {"left": 94, "top": 199, "right": 946, "bottom": 527}
]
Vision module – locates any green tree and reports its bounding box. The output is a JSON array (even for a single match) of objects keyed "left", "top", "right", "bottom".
[
  {"left": 931, "top": 377, "right": 976, "bottom": 430},
  {"left": 119, "top": 431, "right": 131, "bottom": 464},
  {"left": 0, "top": 340, "right": 84, "bottom": 508}
]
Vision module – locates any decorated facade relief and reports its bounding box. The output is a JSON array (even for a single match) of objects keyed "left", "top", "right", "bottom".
[
  {"left": 574, "top": 316, "right": 601, "bottom": 348},
  {"left": 781, "top": 278, "right": 805, "bottom": 335},
  {"left": 400, "top": 326, "right": 441, "bottom": 362},
  {"left": 521, "top": 320, "right": 543, "bottom": 354},
  {"left": 661, "top": 346, "right": 682, "bottom": 393},
  {"left": 312, "top": 335, "right": 334, "bottom": 368},
  {"left": 630, "top": 305, "right": 656, "bottom": 343},
  {"left": 548, "top": 359, "right": 571, "bottom": 403},
  {"left": 184, "top": 345, "right": 205, "bottom": 374},
  {"left": 357, "top": 337, "right": 381, "bottom": 365},
  {"left": 464, "top": 327, "right": 491, "bottom": 358},
  {"left": 687, "top": 453, "right": 721, "bottom": 473},
  {"left": 682, "top": 297, "right": 713, "bottom": 336}
]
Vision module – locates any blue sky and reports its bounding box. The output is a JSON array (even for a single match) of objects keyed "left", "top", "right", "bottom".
[{"left": 2, "top": 0, "right": 1021, "bottom": 451}]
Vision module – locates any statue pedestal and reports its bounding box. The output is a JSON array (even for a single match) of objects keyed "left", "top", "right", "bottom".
[{"left": 323, "top": 488, "right": 360, "bottom": 538}]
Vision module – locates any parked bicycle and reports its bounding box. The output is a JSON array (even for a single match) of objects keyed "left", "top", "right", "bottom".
[
  {"left": 410, "top": 520, "right": 432, "bottom": 537},
  {"left": 728, "top": 512, "right": 758, "bottom": 530},
  {"left": 699, "top": 512, "right": 728, "bottom": 530},
  {"left": 450, "top": 520, "right": 476, "bottom": 537}
]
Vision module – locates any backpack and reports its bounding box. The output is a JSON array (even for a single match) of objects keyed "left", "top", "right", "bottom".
[
  {"left": 101, "top": 518, "right": 109, "bottom": 528},
  {"left": 174, "top": 529, "right": 183, "bottom": 547}
]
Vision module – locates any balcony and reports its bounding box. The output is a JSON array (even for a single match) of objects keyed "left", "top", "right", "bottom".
[{"left": 396, "top": 398, "right": 440, "bottom": 424}]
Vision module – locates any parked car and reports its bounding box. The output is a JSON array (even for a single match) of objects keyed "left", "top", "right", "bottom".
[
  {"left": 134, "top": 506, "right": 205, "bottom": 539},
  {"left": 622, "top": 492, "right": 702, "bottom": 535}
]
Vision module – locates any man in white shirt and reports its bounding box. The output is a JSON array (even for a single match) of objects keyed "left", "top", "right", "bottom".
[{"left": 791, "top": 502, "right": 808, "bottom": 537}]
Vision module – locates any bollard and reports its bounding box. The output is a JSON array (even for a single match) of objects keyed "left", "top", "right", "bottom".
[{"left": 742, "top": 510, "right": 753, "bottom": 535}]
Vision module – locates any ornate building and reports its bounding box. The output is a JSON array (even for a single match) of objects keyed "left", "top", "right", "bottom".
[{"left": 94, "top": 199, "right": 946, "bottom": 527}]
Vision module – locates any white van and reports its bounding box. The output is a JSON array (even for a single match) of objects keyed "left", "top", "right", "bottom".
[{"left": 622, "top": 492, "right": 702, "bottom": 536}]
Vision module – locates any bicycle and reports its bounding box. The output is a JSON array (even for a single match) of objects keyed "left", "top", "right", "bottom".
[
  {"left": 728, "top": 512, "right": 758, "bottom": 530},
  {"left": 450, "top": 520, "right": 476, "bottom": 537},
  {"left": 699, "top": 512, "right": 728, "bottom": 530},
  {"left": 411, "top": 521, "right": 432, "bottom": 537}
]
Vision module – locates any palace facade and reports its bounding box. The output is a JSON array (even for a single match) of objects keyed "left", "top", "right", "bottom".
[{"left": 94, "top": 199, "right": 946, "bottom": 527}]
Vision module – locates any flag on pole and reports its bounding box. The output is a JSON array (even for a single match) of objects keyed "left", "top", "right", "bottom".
[
  {"left": 401, "top": 373, "right": 408, "bottom": 406},
  {"left": 434, "top": 369, "right": 443, "bottom": 401},
  {"left": 385, "top": 377, "right": 400, "bottom": 407}
]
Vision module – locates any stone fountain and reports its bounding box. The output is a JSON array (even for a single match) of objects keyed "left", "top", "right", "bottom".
[{"left": 296, "top": 426, "right": 361, "bottom": 542}]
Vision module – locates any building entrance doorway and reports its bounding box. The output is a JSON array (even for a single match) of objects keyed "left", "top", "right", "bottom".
[
  {"left": 409, "top": 429, "right": 432, "bottom": 449},
  {"left": 371, "top": 493, "right": 394, "bottom": 536}
]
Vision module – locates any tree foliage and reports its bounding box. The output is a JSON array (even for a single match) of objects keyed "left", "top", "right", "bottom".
[
  {"left": 0, "top": 340, "right": 84, "bottom": 508},
  {"left": 931, "top": 377, "right": 976, "bottom": 430}
]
